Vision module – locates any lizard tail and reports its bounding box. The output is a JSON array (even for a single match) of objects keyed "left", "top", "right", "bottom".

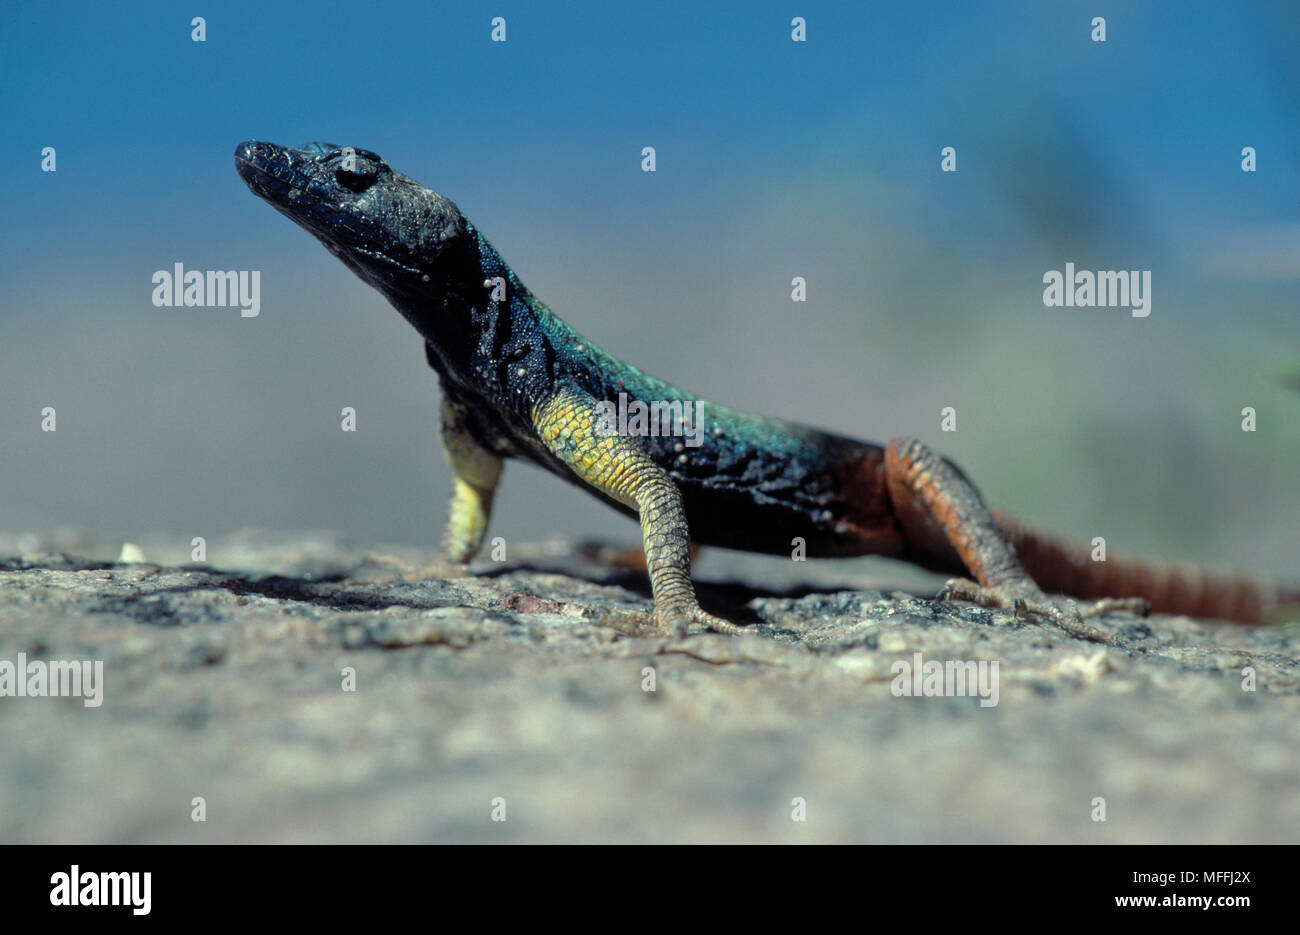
[{"left": 994, "top": 513, "right": 1300, "bottom": 625}]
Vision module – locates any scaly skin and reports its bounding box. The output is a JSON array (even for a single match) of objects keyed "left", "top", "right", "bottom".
[{"left": 235, "top": 140, "right": 1298, "bottom": 642}]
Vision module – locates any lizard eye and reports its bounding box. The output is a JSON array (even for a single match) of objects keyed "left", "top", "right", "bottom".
[{"left": 334, "top": 150, "right": 381, "bottom": 193}]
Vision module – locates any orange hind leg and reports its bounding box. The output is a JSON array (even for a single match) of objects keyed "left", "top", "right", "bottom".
[{"left": 882, "top": 436, "right": 1148, "bottom": 643}]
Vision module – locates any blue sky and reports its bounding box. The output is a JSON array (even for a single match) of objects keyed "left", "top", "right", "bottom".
[
  {"left": 2, "top": 1, "right": 1297, "bottom": 576},
  {"left": 6, "top": 1, "right": 1295, "bottom": 259}
]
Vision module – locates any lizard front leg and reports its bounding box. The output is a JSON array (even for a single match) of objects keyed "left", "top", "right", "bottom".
[
  {"left": 533, "top": 389, "right": 738, "bottom": 637},
  {"left": 438, "top": 398, "right": 503, "bottom": 563},
  {"left": 883, "top": 436, "right": 1145, "bottom": 643}
]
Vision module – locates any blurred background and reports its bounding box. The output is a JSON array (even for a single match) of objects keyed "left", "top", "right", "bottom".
[{"left": 3, "top": 0, "right": 1297, "bottom": 582}]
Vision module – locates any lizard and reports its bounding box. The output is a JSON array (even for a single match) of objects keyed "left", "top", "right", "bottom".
[{"left": 234, "top": 140, "right": 1297, "bottom": 643}]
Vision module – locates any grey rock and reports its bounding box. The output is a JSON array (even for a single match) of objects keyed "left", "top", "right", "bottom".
[{"left": 0, "top": 531, "right": 1296, "bottom": 843}]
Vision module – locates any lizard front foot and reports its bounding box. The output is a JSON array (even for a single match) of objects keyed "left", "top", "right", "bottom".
[
  {"left": 360, "top": 551, "right": 473, "bottom": 582},
  {"left": 652, "top": 604, "right": 745, "bottom": 638},
  {"left": 938, "top": 578, "right": 1145, "bottom": 644},
  {"left": 428, "top": 555, "right": 477, "bottom": 579}
]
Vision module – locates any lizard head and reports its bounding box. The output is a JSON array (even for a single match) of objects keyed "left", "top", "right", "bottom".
[{"left": 235, "top": 140, "right": 477, "bottom": 338}]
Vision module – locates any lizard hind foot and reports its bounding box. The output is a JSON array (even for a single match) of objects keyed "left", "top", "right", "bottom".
[
  {"left": 652, "top": 604, "right": 746, "bottom": 638},
  {"left": 938, "top": 578, "right": 1123, "bottom": 645}
]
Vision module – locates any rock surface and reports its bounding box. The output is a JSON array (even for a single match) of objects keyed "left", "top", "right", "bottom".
[{"left": 0, "top": 530, "right": 1296, "bottom": 843}]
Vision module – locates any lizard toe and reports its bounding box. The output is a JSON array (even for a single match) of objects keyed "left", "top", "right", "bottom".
[
  {"left": 654, "top": 605, "right": 744, "bottom": 637},
  {"left": 938, "top": 578, "right": 1117, "bottom": 644}
]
